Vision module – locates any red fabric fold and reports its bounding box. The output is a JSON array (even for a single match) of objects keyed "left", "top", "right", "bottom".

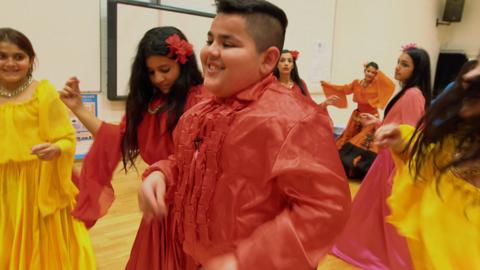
[
  {"left": 72, "top": 85, "right": 204, "bottom": 228},
  {"left": 71, "top": 122, "right": 120, "bottom": 227}
]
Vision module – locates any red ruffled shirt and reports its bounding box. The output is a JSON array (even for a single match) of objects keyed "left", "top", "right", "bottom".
[{"left": 146, "top": 75, "right": 351, "bottom": 270}]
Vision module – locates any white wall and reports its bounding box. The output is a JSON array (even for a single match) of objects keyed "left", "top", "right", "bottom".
[
  {"left": 270, "top": 0, "right": 337, "bottom": 91},
  {"left": 438, "top": 0, "right": 480, "bottom": 58},
  {"left": 1, "top": 0, "right": 100, "bottom": 91},
  {"left": 88, "top": 0, "right": 480, "bottom": 126}
]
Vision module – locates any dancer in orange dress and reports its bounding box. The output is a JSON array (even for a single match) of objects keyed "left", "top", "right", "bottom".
[{"left": 321, "top": 62, "right": 395, "bottom": 179}]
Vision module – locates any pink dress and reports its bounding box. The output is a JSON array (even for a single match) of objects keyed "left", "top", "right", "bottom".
[{"left": 331, "top": 87, "right": 425, "bottom": 270}]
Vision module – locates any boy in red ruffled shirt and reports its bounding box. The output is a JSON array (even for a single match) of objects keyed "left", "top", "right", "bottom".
[{"left": 139, "top": 1, "right": 351, "bottom": 269}]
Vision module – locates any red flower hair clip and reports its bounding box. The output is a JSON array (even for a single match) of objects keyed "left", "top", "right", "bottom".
[
  {"left": 290, "top": 50, "right": 300, "bottom": 60},
  {"left": 166, "top": 34, "right": 193, "bottom": 64},
  {"left": 401, "top": 43, "right": 417, "bottom": 52}
]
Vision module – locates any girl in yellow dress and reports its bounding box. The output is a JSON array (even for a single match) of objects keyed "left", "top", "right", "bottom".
[
  {"left": 0, "top": 28, "right": 96, "bottom": 269},
  {"left": 375, "top": 56, "right": 480, "bottom": 270}
]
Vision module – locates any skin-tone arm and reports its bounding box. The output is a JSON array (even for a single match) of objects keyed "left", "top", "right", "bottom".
[{"left": 59, "top": 77, "right": 102, "bottom": 136}]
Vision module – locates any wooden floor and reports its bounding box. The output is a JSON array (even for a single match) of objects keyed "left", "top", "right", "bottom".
[{"left": 74, "top": 161, "right": 361, "bottom": 270}]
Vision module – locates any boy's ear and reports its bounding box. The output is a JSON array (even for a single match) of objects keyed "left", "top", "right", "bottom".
[{"left": 260, "top": 47, "right": 280, "bottom": 76}]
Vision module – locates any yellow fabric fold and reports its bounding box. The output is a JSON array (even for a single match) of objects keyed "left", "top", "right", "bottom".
[
  {"left": 387, "top": 125, "right": 480, "bottom": 270},
  {"left": 36, "top": 81, "right": 78, "bottom": 216},
  {"left": 0, "top": 80, "right": 95, "bottom": 269}
]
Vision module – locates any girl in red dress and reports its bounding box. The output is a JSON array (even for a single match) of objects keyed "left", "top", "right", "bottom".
[{"left": 60, "top": 26, "right": 204, "bottom": 270}]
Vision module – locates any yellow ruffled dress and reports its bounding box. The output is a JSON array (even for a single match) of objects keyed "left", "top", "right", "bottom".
[
  {"left": 387, "top": 125, "right": 480, "bottom": 270},
  {"left": 0, "top": 80, "right": 96, "bottom": 269}
]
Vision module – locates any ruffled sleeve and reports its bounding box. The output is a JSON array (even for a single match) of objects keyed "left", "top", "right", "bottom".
[
  {"left": 320, "top": 80, "right": 355, "bottom": 108},
  {"left": 37, "top": 81, "right": 78, "bottom": 217},
  {"left": 387, "top": 130, "right": 480, "bottom": 270},
  {"left": 367, "top": 70, "right": 395, "bottom": 109},
  {"left": 71, "top": 120, "right": 124, "bottom": 227},
  {"left": 235, "top": 110, "right": 351, "bottom": 270},
  {"left": 388, "top": 124, "right": 416, "bottom": 168}
]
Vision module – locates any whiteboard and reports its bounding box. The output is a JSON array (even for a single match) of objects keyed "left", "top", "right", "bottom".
[
  {"left": 108, "top": 0, "right": 335, "bottom": 98},
  {"left": 1, "top": 0, "right": 101, "bottom": 91},
  {"left": 108, "top": 0, "right": 214, "bottom": 99}
]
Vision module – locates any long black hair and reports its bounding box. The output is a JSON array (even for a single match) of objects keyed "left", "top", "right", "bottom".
[
  {"left": 384, "top": 47, "right": 432, "bottom": 117},
  {"left": 121, "top": 26, "right": 203, "bottom": 171},
  {"left": 407, "top": 62, "right": 480, "bottom": 181},
  {"left": 365, "top": 61, "right": 379, "bottom": 70},
  {"left": 273, "top": 49, "right": 307, "bottom": 96}
]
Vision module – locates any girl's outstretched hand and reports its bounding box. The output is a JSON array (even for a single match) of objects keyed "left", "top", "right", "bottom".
[{"left": 59, "top": 76, "right": 83, "bottom": 112}]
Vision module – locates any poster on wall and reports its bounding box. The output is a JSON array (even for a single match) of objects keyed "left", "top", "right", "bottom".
[
  {"left": 310, "top": 40, "right": 332, "bottom": 83},
  {"left": 71, "top": 94, "right": 98, "bottom": 160}
]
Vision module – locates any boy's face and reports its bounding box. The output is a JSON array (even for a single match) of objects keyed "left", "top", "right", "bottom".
[{"left": 201, "top": 14, "right": 266, "bottom": 97}]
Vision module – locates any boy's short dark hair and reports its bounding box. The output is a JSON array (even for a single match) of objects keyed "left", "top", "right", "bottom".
[{"left": 215, "top": 0, "right": 288, "bottom": 52}]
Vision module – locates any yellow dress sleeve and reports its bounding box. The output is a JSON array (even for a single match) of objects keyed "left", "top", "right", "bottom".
[
  {"left": 388, "top": 128, "right": 480, "bottom": 270},
  {"left": 36, "top": 80, "right": 78, "bottom": 217},
  {"left": 320, "top": 80, "right": 355, "bottom": 108},
  {"left": 367, "top": 70, "right": 395, "bottom": 109}
]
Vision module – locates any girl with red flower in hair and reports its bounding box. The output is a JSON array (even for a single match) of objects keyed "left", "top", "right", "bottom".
[
  {"left": 273, "top": 49, "right": 336, "bottom": 125},
  {"left": 59, "top": 26, "right": 204, "bottom": 270},
  {"left": 273, "top": 49, "right": 311, "bottom": 98}
]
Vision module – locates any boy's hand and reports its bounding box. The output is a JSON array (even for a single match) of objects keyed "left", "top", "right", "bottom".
[
  {"left": 374, "top": 124, "right": 403, "bottom": 151},
  {"left": 204, "top": 253, "right": 238, "bottom": 270},
  {"left": 31, "top": 143, "right": 61, "bottom": 160},
  {"left": 59, "top": 76, "right": 83, "bottom": 112},
  {"left": 138, "top": 171, "right": 168, "bottom": 221}
]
